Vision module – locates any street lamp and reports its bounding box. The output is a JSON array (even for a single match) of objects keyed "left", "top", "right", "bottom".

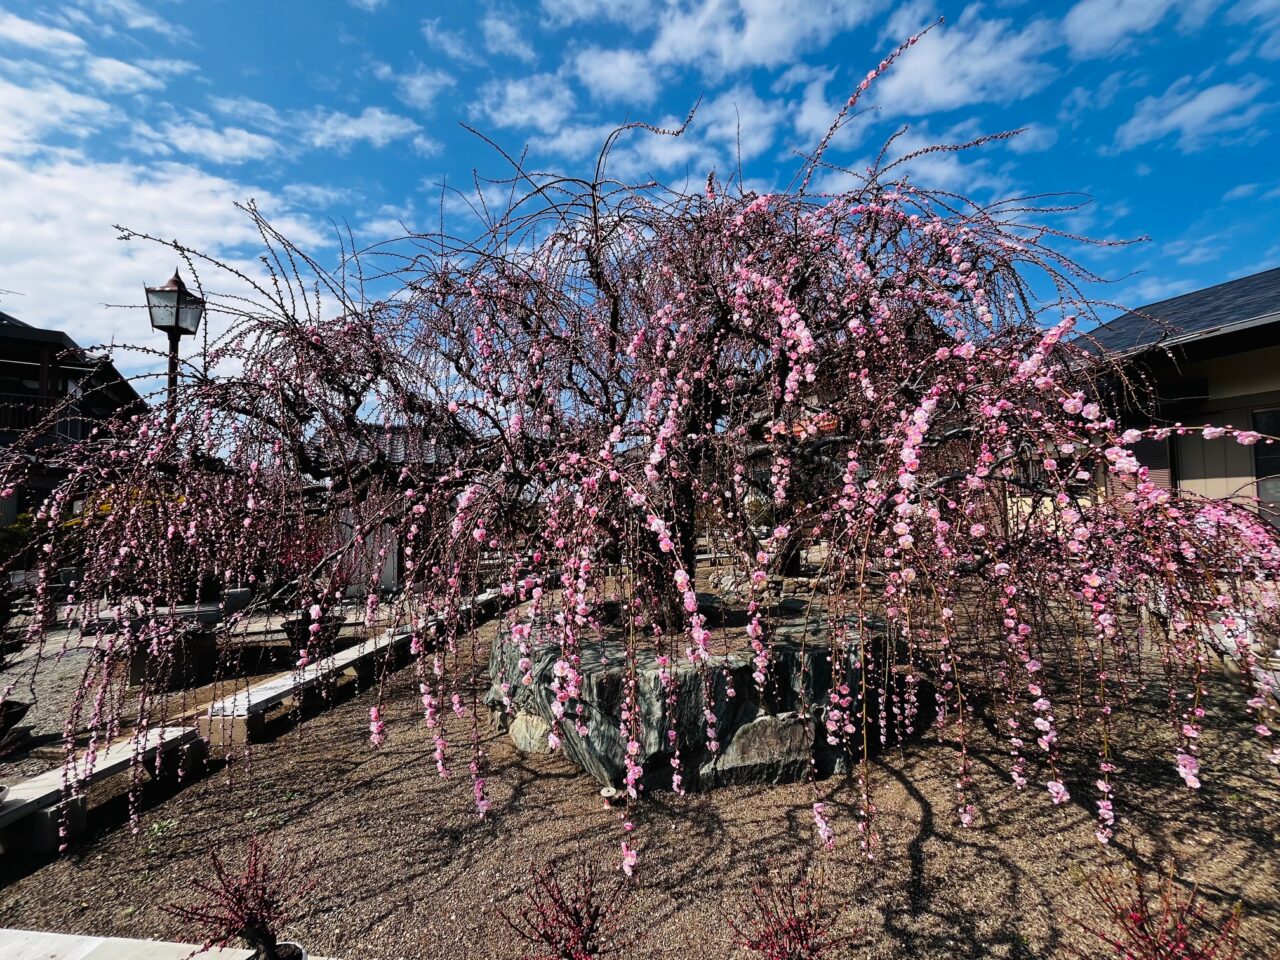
[{"left": 145, "top": 269, "right": 205, "bottom": 426}]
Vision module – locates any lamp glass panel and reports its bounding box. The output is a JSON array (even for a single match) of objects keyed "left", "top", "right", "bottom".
[
  {"left": 146, "top": 289, "right": 178, "bottom": 331},
  {"left": 177, "top": 299, "right": 204, "bottom": 334}
]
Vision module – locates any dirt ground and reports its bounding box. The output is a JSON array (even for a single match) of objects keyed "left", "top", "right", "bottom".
[{"left": 1, "top": 631, "right": 1278, "bottom": 960}]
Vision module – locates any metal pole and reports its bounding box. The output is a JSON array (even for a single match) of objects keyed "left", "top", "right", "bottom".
[{"left": 167, "top": 327, "right": 180, "bottom": 429}]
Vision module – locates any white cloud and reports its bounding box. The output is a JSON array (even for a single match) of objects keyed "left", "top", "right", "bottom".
[
  {"left": 1063, "top": 0, "right": 1174, "bottom": 58},
  {"left": 0, "top": 11, "right": 86, "bottom": 53},
  {"left": 298, "top": 107, "right": 422, "bottom": 151},
  {"left": 137, "top": 58, "right": 199, "bottom": 78},
  {"left": 1064, "top": 0, "right": 1223, "bottom": 58},
  {"left": 772, "top": 65, "right": 841, "bottom": 146},
  {"left": 206, "top": 97, "right": 422, "bottom": 154},
  {"left": 86, "top": 56, "right": 164, "bottom": 93},
  {"left": 1114, "top": 75, "right": 1271, "bottom": 151},
  {"left": 650, "top": 0, "right": 877, "bottom": 73},
  {"left": 540, "top": 0, "right": 655, "bottom": 26},
  {"left": 210, "top": 97, "right": 284, "bottom": 130},
  {"left": 0, "top": 152, "right": 326, "bottom": 373},
  {"left": 537, "top": 85, "right": 786, "bottom": 182},
  {"left": 421, "top": 18, "right": 484, "bottom": 65},
  {"left": 0, "top": 77, "right": 113, "bottom": 156},
  {"left": 348, "top": 0, "right": 387, "bottom": 10},
  {"left": 412, "top": 134, "right": 443, "bottom": 156},
  {"left": 1007, "top": 122, "right": 1059, "bottom": 154},
  {"left": 695, "top": 84, "right": 786, "bottom": 163},
  {"left": 874, "top": 6, "right": 1057, "bottom": 114},
  {"left": 478, "top": 73, "right": 577, "bottom": 133},
  {"left": 1167, "top": 231, "right": 1231, "bottom": 266},
  {"left": 1, "top": 13, "right": 189, "bottom": 96},
  {"left": 481, "top": 12, "right": 536, "bottom": 63},
  {"left": 528, "top": 122, "right": 617, "bottom": 163},
  {"left": 76, "top": 0, "right": 189, "bottom": 38},
  {"left": 814, "top": 119, "right": 1017, "bottom": 198},
  {"left": 1059, "top": 70, "right": 1132, "bottom": 125},
  {"left": 573, "top": 47, "right": 658, "bottom": 103},
  {"left": 1223, "top": 182, "right": 1259, "bottom": 200},
  {"left": 1231, "top": 0, "right": 1280, "bottom": 59},
  {"left": 374, "top": 64, "right": 456, "bottom": 111},
  {"left": 135, "top": 121, "right": 280, "bottom": 165}
]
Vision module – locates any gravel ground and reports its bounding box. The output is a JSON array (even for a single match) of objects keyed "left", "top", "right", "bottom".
[
  {"left": 0, "top": 627, "right": 1277, "bottom": 959},
  {"left": 1, "top": 633, "right": 99, "bottom": 778}
]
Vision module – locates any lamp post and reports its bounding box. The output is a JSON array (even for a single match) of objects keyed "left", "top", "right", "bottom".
[{"left": 145, "top": 269, "right": 205, "bottom": 427}]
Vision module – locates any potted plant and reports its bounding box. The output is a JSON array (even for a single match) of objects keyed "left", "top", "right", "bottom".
[
  {"left": 164, "top": 838, "right": 315, "bottom": 959},
  {"left": 280, "top": 607, "right": 345, "bottom": 655},
  {"left": 0, "top": 594, "right": 32, "bottom": 757},
  {"left": 126, "top": 618, "right": 217, "bottom": 691}
]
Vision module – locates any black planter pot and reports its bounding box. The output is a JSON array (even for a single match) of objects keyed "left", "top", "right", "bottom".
[
  {"left": 126, "top": 623, "right": 218, "bottom": 691},
  {"left": 281, "top": 614, "right": 345, "bottom": 652},
  {"left": 0, "top": 588, "right": 14, "bottom": 637},
  {"left": 0, "top": 699, "right": 32, "bottom": 735}
]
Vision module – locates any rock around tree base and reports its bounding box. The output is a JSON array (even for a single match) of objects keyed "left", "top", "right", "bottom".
[{"left": 486, "top": 610, "right": 933, "bottom": 792}]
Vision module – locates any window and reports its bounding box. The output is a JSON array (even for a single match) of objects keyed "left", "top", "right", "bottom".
[{"left": 1253, "top": 409, "right": 1280, "bottom": 527}]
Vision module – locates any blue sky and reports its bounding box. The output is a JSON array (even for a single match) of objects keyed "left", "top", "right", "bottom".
[{"left": 1, "top": 0, "right": 1278, "bottom": 374}]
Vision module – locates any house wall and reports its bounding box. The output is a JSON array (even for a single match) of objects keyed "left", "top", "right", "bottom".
[
  {"left": 1176, "top": 415, "right": 1258, "bottom": 502},
  {"left": 1160, "top": 346, "right": 1280, "bottom": 505}
]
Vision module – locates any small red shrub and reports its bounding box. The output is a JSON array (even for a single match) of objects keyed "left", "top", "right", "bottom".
[
  {"left": 1071, "top": 867, "right": 1244, "bottom": 960},
  {"left": 163, "top": 839, "right": 315, "bottom": 960},
  {"left": 727, "top": 871, "right": 840, "bottom": 960},
  {"left": 500, "top": 859, "right": 630, "bottom": 960}
]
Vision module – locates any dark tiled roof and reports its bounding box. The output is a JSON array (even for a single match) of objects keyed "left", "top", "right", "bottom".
[
  {"left": 0, "top": 310, "right": 78, "bottom": 349},
  {"left": 1085, "top": 266, "right": 1280, "bottom": 355}
]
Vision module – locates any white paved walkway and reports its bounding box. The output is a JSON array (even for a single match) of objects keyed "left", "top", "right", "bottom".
[{"left": 0, "top": 928, "right": 334, "bottom": 959}]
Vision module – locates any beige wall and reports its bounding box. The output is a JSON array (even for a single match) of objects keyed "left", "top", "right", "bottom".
[
  {"left": 1176, "top": 411, "right": 1258, "bottom": 502},
  {"left": 1160, "top": 347, "right": 1280, "bottom": 504},
  {"left": 1174, "top": 346, "right": 1280, "bottom": 403}
]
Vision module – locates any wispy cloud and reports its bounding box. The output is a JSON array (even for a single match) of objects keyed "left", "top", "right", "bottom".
[
  {"left": 0, "top": 11, "right": 187, "bottom": 99},
  {"left": 572, "top": 47, "right": 659, "bottom": 103},
  {"left": 75, "top": 0, "right": 191, "bottom": 39},
  {"left": 0, "top": 10, "right": 87, "bottom": 54},
  {"left": 422, "top": 18, "right": 484, "bottom": 66},
  {"left": 1007, "top": 122, "right": 1059, "bottom": 154},
  {"left": 1231, "top": 0, "right": 1280, "bottom": 60},
  {"left": 1059, "top": 71, "right": 1135, "bottom": 126},
  {"left": 1063, "top": 0, "right": 1221, "bottom": 59},
  {"left": 1222, "top": 182, "right": 1259, "bottom": 200},
  {"left": 1166, "top": 230, "right": 1233, "bottom": 266},
  {"left": 131, "top": 121, "right": 280, "bottom": 165},
  {"left": 532, "top": 84, "right": 786, "bottom": 183},
  {"left": 482, "top": 10, "right": 536, "bottom": 63},
  {"left": 478, "top": 72, "right": 576, "bottom": 133},
  {"left": 299, "top": 107, "right": 422, "bottom": 151},
  {"left": 86, "top": 56, "right": 164, "bottom": 93},
  {"left": 540, "top": 0, "right": 655, "bottom": 27},
  {"left": 0, "top": 150, "right": 325, "bottom": 366},
  {"left": 1064, "top": 0, "right": 1174, "bottom": 59},
  {"left": 874, "top": 6, "right": 1057, "bottom": 114},
  {"left": 204, "top": 97, "right": 422, "bottom": 155},
  {"left": 650, "top": 0, "right": 876, "bottom": 74},
  {"left": 0, "top": 77, "right": 113, "bottom": 156},
  {"left": 373, "top": 64, "right": 457, "bottom": 111},
  {"left": 137, "top": 58, "right": 200, "bottom": 78},
  {"left": 771, "top": 66, "right": 835, "bottom": 145},
  {"left": 1113, "top": 74, "right": 1271, "bottom": 151}
]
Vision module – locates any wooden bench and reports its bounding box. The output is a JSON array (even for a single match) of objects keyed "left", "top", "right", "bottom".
[
  {"left": 0, "top": 726, "right": 201, "bottom": 854},
  {"left": 200, "top": 590, "right": 503, "bottom": 749}
]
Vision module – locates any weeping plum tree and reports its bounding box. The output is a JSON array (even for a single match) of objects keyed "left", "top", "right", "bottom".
[{"left": 2, "top": 36, "right": 1278, "bottom": 864}]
